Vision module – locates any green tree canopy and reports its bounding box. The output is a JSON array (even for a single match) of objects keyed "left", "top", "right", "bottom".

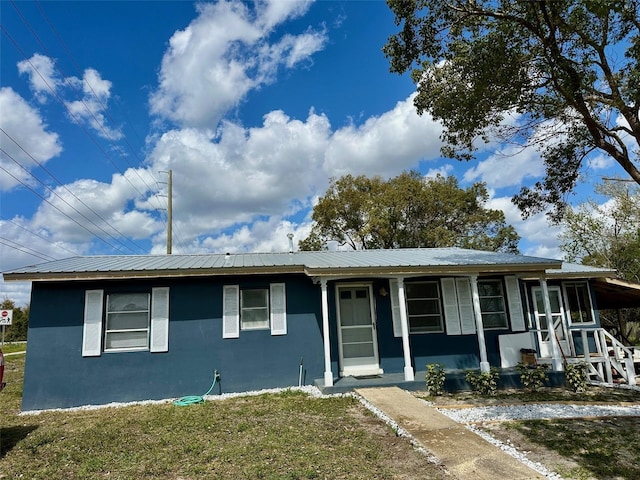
[
  {"left": 384, "top": 0, "right": 640, "bottom": 221},
  {"left": 560, "top": 180, "right": 640, "bottom": 283},
  {"left": 299, "top": 171, "right": 520, "bottom": 253}
]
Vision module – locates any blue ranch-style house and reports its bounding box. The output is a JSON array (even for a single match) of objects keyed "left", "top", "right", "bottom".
[{"left": 3, "top": 247, "right": 639, "bottom": 410}]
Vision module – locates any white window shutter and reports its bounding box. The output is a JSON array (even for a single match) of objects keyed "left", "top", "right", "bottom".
[
  {"left": 505, "top": 276, "right": 526, "bottom": 332},
  {"left": 270, "top": 283, "right": 287, "bottom": 335},
  {"left": 389, "top": 279, "right": 402, "bottom": 337},
  {"left": 441, "top": 278, "right": 462, "bottom": 335},
  {"left": 82, "top": 290, "right": 104, "bottom": 357},
  {"left": 456, "top": 278, "right": 476, "bottom": 334},
  {"left": 223, "top": 285, "right": 240, "bottom": 339},
  {"left": 150, "top": 287, "right": 170, "bottom": 352}
]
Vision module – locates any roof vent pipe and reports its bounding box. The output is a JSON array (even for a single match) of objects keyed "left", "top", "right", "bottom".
[{"left": 287, "top": 233, "right": 294, "bottom": 254}]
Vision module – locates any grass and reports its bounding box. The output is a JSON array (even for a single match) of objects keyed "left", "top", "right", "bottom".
[
  {"left": 504, "top": 416, "right": 640, "bottom": 480},
  {"left": 0, "top": 342, "right": 27, "bottom": 355},
  {"left": 0, "top": 354, "right": 446, "bottom": 480}
]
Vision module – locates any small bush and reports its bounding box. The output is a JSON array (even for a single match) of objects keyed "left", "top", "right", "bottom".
[
  {"left": 425, "top": 363, "right": 446, "bottom": 395},
  {"left": 465, "top": 367, "right": 499, "bottom": 396},
  {"left": 516, "top": 363, "right": 549, "bottom": 392},
  {"left": 564, "top": 362, "right": 589, "bottom": 393}
]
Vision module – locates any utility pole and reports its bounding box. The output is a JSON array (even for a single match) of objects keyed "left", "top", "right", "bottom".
[{"left": 167, "top": 169, "right": 172, "bottom": 254}]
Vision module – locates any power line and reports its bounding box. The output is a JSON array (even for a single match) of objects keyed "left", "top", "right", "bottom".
[
  {"left": 0, "top": 237, "right": 57, "bottom": 262},
  {"left": 1, "top": 128, "right": 147, "bottom": 254},
  {"left": 4, "top": 218, "right": 81, "bottom": 257},
  {"left": 7, "top": 2, "right": 190, "bottom": 253},
  {"left": 0, "top": 158, "right": 131, "bottom": 253}
]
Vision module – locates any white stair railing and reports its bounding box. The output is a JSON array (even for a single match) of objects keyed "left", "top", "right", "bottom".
[{"left": 579, "top": 328, "right": 637, "bottom": 386}]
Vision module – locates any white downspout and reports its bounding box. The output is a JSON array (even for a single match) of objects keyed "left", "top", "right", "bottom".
[
  {"left": 396, "top": 278, "right": 415, "bottom": 381},
  {"left": 320, "top": 279, "right": 333, "bottom": 386},
  {"left": 539, "top": 275, "right": 564, "bottom": 372},
  {"left": 469, "top": 275, "right": 490, "bottom": 373}
]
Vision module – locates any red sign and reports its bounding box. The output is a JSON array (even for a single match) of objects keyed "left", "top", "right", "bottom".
[{"left": 0, "top": 310, "right": 12, "bottom": 325}]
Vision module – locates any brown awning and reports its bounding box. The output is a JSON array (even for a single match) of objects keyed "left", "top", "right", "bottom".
[{"left": 592, "top": 277, "right": 640, "bottom": 309}]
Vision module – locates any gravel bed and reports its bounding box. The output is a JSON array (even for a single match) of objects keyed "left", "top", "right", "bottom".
[{"left": 437, "top": 403, "right": 640, "bottom": 423}]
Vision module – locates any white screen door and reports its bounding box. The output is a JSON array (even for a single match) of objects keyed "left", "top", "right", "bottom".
[{"left": 337, "top": 285, "right": 380, "bottom": 376}]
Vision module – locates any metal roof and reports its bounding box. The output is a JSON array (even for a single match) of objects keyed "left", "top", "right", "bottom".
[
  {"left": 546, "top": 262, "right": 616, "bottom": 278},
  {"left": 2, "top": 248, "right": 562, "bottom": 282}
]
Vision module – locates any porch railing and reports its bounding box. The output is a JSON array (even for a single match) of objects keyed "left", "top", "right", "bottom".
[{"left": 573, "top": 328, "right": 637, "bottom": 386}]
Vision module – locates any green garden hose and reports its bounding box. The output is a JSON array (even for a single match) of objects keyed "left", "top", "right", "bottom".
[{"left": 173, "top": 370, "right": 219, "bottom": 406}]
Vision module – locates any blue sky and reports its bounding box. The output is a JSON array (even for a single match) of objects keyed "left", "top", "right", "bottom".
[{"left": 0, "top": 0, "right": 624, "bottom": 305}]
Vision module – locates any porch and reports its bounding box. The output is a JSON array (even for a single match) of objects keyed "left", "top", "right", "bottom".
[{"left": 314, "top": 367, "right": 567, "bottom": 395}]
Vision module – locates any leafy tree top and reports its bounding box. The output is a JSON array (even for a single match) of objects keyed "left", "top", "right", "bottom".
[
  {"left": 384, "top": 0, "right": 640, "bottom": 221},
  {"left": 299, "top": 171, "right": 520, "bottom": 253}
]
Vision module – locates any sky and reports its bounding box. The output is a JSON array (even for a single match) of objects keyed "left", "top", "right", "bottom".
[{"left": 0, "top": 0, "right": 626, "bottom": 306}]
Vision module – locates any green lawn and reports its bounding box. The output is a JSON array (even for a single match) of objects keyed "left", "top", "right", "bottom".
[
  {"left": 0, "top": 342, "right": 27, "bottom": 355},
  {"left": 0, "top": 354, "right": 445, "bottom": 480}
]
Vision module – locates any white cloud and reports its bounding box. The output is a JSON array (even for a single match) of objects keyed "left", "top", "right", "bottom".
[
  {"left": 464, "top": 146, "right": 544, "bottom": 189},
  {"left": 30, "top": 168, "right": 161, "bottom": 247},
  {"left": 324, "top": 94, "right": 443, "bottom": 177},
  {"left": 486, "top": 195, "right": 564, "bottom": 259},
  {"left": 424, "top": 164, "right": 454, "bottom": 178},
  {"left": 64, "top": 68, "right": 123, "bottom": 140},
  {"left": 17, "top": 53, "right": 61, "bottom": 102},
  {"left": 149, "top": 0, "right": 326, "bottom": 128},
  {"left": 0, "top": 87, "right": 63, "bottom": 192}
]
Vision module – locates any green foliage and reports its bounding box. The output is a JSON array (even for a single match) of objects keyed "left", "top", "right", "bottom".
[
  {"left": 564, "top": 362, "right": 589, "bottom": 393},
  {"left": 384, "top": 0, "right": 640, "bottom": 220},
  {"left": 516, "top": 363, "right": 550, "bottom": 392},
  {"left": 424, "top": 363, "right": 446, "bottom": 396},
  {"left": 465, "top": 367, "right": 500, "bottom": 396},
  {"left": 300, "top": 172, "right": 520, "bottom": 252},
  {"left": 1, "top": 298, "right": 29, "bottom": 342}
]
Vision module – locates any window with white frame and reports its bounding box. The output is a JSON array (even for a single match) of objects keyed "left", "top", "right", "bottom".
[
  {"left": 105, "top": 293, "right": 151, "bottom": 351},
  {"left": 405, "top": 281, "right": 444, "bottom": 333},
  {"left": 563, "top": 282, "right": 594, "bottom": 324},
  {"left": 240, "top": 288, "right": 270, "bottom": 330},
  {"left": 477, "top": 280, "right": 508, "bottom": 329},
  {"left": 82, "top": 287, "right": 170, "bottom": 357}
]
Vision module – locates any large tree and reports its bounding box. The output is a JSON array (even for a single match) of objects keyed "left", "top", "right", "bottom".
[
  {"left": 560, "top": 180, "right": 640, "bottom": 283},
  {"left": 299, "top": 171, "right": 520, "bottom": 252},
  {"left": 559, "top": 180, "right": 640, "bottom": 344},
  {"left": 384, "top": 0, "right": 640, "bottom": 221}
]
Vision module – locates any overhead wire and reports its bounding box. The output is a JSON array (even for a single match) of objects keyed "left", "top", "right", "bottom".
[
  {"left": 1, "top": 128, "right": 146, "bottom": 254},
  {"left": 32, "top": 0, "right": 190, "bottom": 252},
  {"left": 0, "top": 236, "right": 57, "bottom": 262},
  {"left": 4, "top": 2, "right": 192, "bottom": 254},
  {"left": 0, "top": 156, "right": 130, "bottom": 254},
  {"left": 4, "top": 218, "right": 81, "bottom": 257}
]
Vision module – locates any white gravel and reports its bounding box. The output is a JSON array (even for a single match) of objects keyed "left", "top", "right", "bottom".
[{"left": 437, "top": 402, "right": 640, "bottom": 423}]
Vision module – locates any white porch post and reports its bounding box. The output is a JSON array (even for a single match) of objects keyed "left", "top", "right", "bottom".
[
  {"left": 469, "top": 275, "right": 490, "bottom": 373},
  {"left": 539, "top": 276, "right": 564, "bottom": 372},
  {"left": 320, "top": 279, "right": 333, "bottom": 386},
  {"left": 396, "top": 278, "right": 415, "bottom": 381}
]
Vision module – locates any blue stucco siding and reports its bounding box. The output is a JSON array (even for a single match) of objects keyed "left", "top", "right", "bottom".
[{"left": 22, "top": 275, "right": 326, "bottom": 410}]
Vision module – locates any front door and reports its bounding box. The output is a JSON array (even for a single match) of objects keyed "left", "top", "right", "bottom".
[
  {"left": 532, "top": 286, "right": 571, "bottom": 358},
  {"left": 336, "top": 285, "right": 380, "bottom": 376}
]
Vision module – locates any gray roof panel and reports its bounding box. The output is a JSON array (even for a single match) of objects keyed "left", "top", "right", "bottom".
[{"left": 3, "top": 247, "right": 562, "bottom": 281}]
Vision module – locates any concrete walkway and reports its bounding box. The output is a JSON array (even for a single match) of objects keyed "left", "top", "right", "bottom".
[{"left": 356, "top": 386, "right": 545, "bottom": 480}]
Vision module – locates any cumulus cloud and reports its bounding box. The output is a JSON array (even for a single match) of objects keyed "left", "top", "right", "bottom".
[
  {"left": 0, "top": 87, "right": 63, "bottom": 191},
  {"left": 30, "top": 168, "right": 161, "bottom": 248},
  {"left": 149, "top": 0, "right": 326, "bottom": 128},
  {"left": 17, "top": 53, "right": 61, "bottom": 102},
  {"left": 486, "top": 195, "right": 564, "bottom": 259},
  {"left": 324, "top": 94, "right": 443, "bottom": 177},
  {"left": 464, "top": 145, "right": 545, "bottom": 189}
]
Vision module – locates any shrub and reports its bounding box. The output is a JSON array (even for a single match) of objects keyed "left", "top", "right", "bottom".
[
  {"left": 564, "top": 362, "right": 589, "bottom": 393},
  {"left": 425, "top": 363, "right": 446, "bottom": 395},
  {"left": 516, "top": 363, "right": 549, "bottom": 392},
  {"left": 465, "top": 367, "right": 500, "bottom": 396}
]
